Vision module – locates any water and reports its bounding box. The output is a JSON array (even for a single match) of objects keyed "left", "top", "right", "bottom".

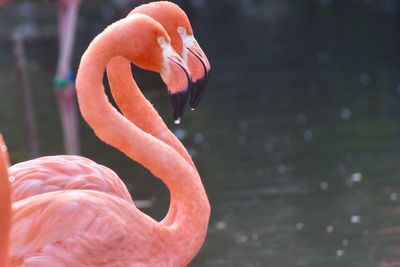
[{"left": 2, "top": 1, "right": 400, "bottom": 266}]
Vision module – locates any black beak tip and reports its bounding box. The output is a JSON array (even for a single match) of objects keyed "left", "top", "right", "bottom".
[
  {"left": 190, "top": 70, "right": 210, "bottom": 109},
  {"left": 170, "top": 89, "right": 189, "bottom": 123}
]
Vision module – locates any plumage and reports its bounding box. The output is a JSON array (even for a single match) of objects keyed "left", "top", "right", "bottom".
[{"left": 9, "top": 156, "right": 132, "bottom": 203}]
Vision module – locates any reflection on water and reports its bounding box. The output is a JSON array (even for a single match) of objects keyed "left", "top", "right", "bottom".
[{"left": 2, "top": 1, "right": 400, "bottom": 266}]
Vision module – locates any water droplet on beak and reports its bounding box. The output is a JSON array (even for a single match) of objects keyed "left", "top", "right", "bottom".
[{"left": 174, "top": 118, "right": 181, "bottom": 125}]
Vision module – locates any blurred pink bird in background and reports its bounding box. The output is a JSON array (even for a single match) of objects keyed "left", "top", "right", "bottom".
[
  {"left": 53, "top": 0, "right": 82, "bottom": 155},
  {"left": 1, "top": 0, "right": 83, "bottom": 154}
]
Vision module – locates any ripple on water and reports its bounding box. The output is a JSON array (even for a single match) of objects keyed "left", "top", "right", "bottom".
[
  {"left": 326, "top": 225, "right": 334, "bottom": 233},
  {"left": 340, "top": 108, "right": 352, "bottom": 120},
  {"left": 303, "top": 129, "right": 313, "bottom": 141},
  {"left": 173, "top": 128, "right": 187, "bottom": 140},
  {"left": 193, "top": 132, "right": 205, "bottom": 144},
  {"left": 215, "top": 221, "right": 227, "bottom": 230},
  {"left": 350, "top": 215, "right": 361, "bottom": 224},
  {"left": 296, "top": 222, "right": 304, "bottom": 231},
  {"left": 390, "top": 193, "right": 398, "bottom": 201},
  {"left": 320, "top": 181, "right": 329, "bottom": 191}
]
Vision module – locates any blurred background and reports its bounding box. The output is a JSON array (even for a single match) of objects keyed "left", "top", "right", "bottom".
[{"left": 2, "top": 0, "right": 400, "bottom": 266}]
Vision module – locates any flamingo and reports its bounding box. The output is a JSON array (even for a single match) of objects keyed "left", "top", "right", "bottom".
[
  {"left": 0, "top": 135, "right": 11, "bottom": 267},
  {"left": 9, "top": 2, "right": 210, "bottom": 212},
  {"left": 4, "top": 13, "right": 210, "bottom": 265},
  {"left": 1, "top": 0, "right": 82, "bottom": 154}
]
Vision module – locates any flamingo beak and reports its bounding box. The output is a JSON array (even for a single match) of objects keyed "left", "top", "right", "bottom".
[
  {"left": 160, "top": 48, "right": 192, "bottom": 124},
  {"left": 186, "top": 39, "right": 211, "bottom": 109}
]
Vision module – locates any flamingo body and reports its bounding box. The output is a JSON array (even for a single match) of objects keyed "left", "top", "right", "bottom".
[{"left": 11, "top": 191, "right": 171, "bottom": 266}]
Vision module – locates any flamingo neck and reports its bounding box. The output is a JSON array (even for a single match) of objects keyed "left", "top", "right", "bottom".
[
  {"left": 75, "top": 19, "right": 210, "bottom": 263},
  {"left": 106, "top": 57, "right": 197, "bottom": 226},
  {"left": 106, "top": 56, "right": 195, "bottom": 169},
  {"left": 0, "top": 135, "right": 11, "bottom": 267}
]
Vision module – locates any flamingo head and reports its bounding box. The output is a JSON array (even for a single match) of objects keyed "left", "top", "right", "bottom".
[
  {"left": 131, "top": 1, "right": 211, "bottom": 109},
  {"left": 157, "top": 36, "right": 192, "bottom": 124},
  {"left": 118, "top": 14, "right": 192, "bottom": 123}
]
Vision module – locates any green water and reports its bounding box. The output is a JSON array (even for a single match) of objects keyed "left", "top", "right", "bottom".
[{"left": 2, "top": 1, "right": 400, "bottom": 266}]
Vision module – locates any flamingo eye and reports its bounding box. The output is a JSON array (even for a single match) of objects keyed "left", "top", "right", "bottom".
[
  {"left": 177, "top": 27, "right": 186, "bottom": 35},
  {"left": 157, "top": 36, "right": 167, "bottom": 46}
]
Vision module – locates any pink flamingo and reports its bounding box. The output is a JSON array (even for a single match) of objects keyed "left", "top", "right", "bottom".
[
  {"left": 0, "top": 135, "right": 11, "bottom": 267},
  {"left": 3, "top": 13, "right": 210, "bottom": 266},
  {"left": 1, "top": 0, "right": 82, "bottom": 154},
  {"left": 9, "top": 2, "right": 210, "bottom": 213}
]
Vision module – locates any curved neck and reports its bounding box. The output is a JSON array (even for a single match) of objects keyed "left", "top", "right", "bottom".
[
  {"left": 106, "top": 57, "right": 197, "bottom": 226},
  {"left": 75, "top": 21, "right": 210, "bottom": 263},
  {"left": 0, "top": 135, "right": 11, "bottom": 267},
  {"left": 106, "top": 57, "right": 195, "bottom": 170}
]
